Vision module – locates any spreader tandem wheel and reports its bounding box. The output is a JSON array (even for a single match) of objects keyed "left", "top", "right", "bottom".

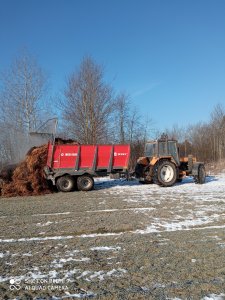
[
  {"left": 56, "top": 175, "right": 75, "bottom": 192},
  {"left": 77, "top": 175, "right": 94, "bottom": 191}
]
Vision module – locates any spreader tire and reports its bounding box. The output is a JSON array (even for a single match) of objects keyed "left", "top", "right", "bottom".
[
  {"left": 155, "top": 160, "right": 177, "bottom": 187},
  {"left": 77, "top": 175, "right": 94, "bottom": 191},
  {"left": 56, "top": 175, "right": 75, "bottom": 192}
]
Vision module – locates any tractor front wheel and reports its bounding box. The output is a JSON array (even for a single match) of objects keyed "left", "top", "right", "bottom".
[{"left": 155, "top": 160, "right": 177, "bottom": 187}]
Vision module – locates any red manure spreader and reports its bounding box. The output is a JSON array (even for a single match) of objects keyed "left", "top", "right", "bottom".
[{"left": 44, "top": 142, "right": 130, "bottom": 192}]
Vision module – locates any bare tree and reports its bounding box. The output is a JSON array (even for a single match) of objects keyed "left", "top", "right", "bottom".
[
  {"left": 0, "top": 50, "right": 49, "bottom": 163},
  {"left": 62, "top": 57, "right": 114, "bottom": 144},
  {"left": 164, "top": 125, "right": 186, "bottom": 141},
  {"left": 126, "top": 109, "right": 154, "bottom": 170},
  {"left": 0, "top": 51, "right": 47, "bottom": 132},
  {"left": 209, "top": 104, "right": 225, "bottom": 161},
  {"left": 113, "top": 93, "right": 130, "bottom": 143},
  {"left": 186, "top": 104, "right": 225, "bottom": 162},
  {"left": 127, "top": 108, "right": 150, "bottom": 144}
]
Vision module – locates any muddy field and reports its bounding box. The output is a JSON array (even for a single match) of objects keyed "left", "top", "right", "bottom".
[{"left": 1, "top": 176, "right": 225, "bottom": 300}]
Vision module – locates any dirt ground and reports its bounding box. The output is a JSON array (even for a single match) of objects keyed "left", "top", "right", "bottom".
[{"left": 1, "top": 176, "right": 225, "bottom": 300}]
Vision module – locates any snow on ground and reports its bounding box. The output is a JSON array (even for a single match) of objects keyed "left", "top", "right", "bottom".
[
  {"left": 76, "top": 268, "right": 127, "bottom": 282},
  {"left": 52, "top": 291, "right": 96, "bottom": 299},
  {"left": 36, "top": 221, "right": 55, "bottom": 226},
  {"left": 90, "top": 246, "right": 121, "bottom": 251},
  {"left": 0, "top": 251, "right": 10, "bottom": 258},
  {"left": 32, "top": 212, "right": 71, "bottom": 217},
  {"left": 94, "top": 174, "right": 225, "bottom": 233},
  {"left": 87, "top": 207, "right": 155, "bottom": 213},
  {"left": 202, "top": 294, "right": 225, "bottom": 300},
  {"left": 0, "top": 236, "right": 75, "bottom": 243},
  {"left": 1, "top": 174, "right": 225, "bottom": 298},
  {"left": 1, "top": 175, "right": 225, "bottom": 239}
]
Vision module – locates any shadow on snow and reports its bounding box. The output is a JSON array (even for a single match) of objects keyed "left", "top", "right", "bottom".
[{"left": 94, "top": 175, "right": 217, "bottom": 191}]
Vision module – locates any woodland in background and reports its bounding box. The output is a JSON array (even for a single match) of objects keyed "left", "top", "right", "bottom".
[
  {"left": 166, "top": 103, "right": 225, "bottom": 163},
  {"left": 0, "top": 50, "right": 225, "bottom": 170}
]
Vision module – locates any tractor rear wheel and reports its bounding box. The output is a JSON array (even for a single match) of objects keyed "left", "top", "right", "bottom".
[
  {"left": 77, "top": 175, "right": 94, "bottom": 191},
  {"left": 194, "top": 165, "right": 206, "bottom": 184},
  {"left": 56, "top": 175, "right": 75, "bottom": 192},
  {"left": 155, "top": 160, "right": 177, "bottom": 187}
]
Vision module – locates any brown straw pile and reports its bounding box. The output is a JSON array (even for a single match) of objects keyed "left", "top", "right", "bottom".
[{"left": 0, "top": 145, "right": 53, "bottom": 197}]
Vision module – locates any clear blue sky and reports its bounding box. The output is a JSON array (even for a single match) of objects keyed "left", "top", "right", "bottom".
[{"left": 0, "top": 0, "right": 225, "bottom": 132}]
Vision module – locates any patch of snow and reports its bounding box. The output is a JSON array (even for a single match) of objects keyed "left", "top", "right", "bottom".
[
  {"left": 49, "top": 270, "right": 58, "bottom": 278},
  {"left": 0, "top": 236, "right": 74, "bottom": 243},
  {"left": 52, "top": 290, "right": 96, "bottom": 299},
  {"left": 77, "top": 268, "right": 127, "bottom": 281},
  {"left": 94, "top": 176, "right": 113, "bottom": 183},
  {"left": 89, "top": 271, "right": 105, "bottom": 280},
  {"left": 51, "top": 262, "right": 63, "bottom": 268},
  {"left": 11, "top": 253, "right": 19, "bottom": 257},
  {"left": 87, "top": 207, "right": 154, "bottom": 213},
  {"left": 36, "top": 221, "right": 54, "bottom": 227},
  {"left": 58, "top": 257, "right": 90, "bottom": 263},
  {"left": 0, "top": 231, "right": 126, "bottom": 243},
  {"left": 76, "top": 270, "right": 92, "bottom": 279},
  {"left": 80, "top": 232, "right": 124, "bottom": 238},
  {"left": 51, "top": 257, "right": 90, "bottom": 269},
  {"left": 153, "top": 283, "right": 166, "bottom": 288},
  {"left": 32, "top": 212, "right": 71, "bottom": 217},
  {"left": 217, "top": 242, "right": 225, "bottom": 248},
  {"left": 63, "top": 268, "right": 80, "bottom": 278},
  {"left": 0, "top": 274, "right": 26, "bottom": 283},
  {"left": 202, "top": 294, "right": 225, "bottom": 300},
  {"left": 136, "top": 223, "right": 225, "bottom": 234},
  {"left": 0, "top": 269, "right": 51, "bottom": 283},
  {"left": 90, "top": 246, "right": 121, "bottom": 251},
  {"left": 0, "top": 251, "right": 10, "bottom": 258},
  {"left": 22, "top": 253, "right": 32, "bottom": 256}
]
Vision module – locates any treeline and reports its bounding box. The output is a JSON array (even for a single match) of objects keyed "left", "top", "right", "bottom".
[
  {"left": 165, "top": 104, "right": 225, "bottom": 163},
  {"left": 0, "top": 50, "right": 224, "bottom": 168}
]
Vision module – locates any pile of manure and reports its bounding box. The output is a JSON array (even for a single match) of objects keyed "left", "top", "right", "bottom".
[
  {"left": 0, "top": 144, "right": 53, "bottom": 197},
  {"left": 0, "top": 138, "right": 80, "bottom": 198}
]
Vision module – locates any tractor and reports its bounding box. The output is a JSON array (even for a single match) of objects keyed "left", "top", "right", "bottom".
[{"left": 135, "top": 134, "right": 206, "bottom": 187}]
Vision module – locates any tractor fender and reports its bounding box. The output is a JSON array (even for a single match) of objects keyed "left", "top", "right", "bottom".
[
  {"left": 191, "top": 163, "right": 204, "bottom": 176},
  {"left": 153, "top": 157, "right": 177, "bottom": 168}
]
